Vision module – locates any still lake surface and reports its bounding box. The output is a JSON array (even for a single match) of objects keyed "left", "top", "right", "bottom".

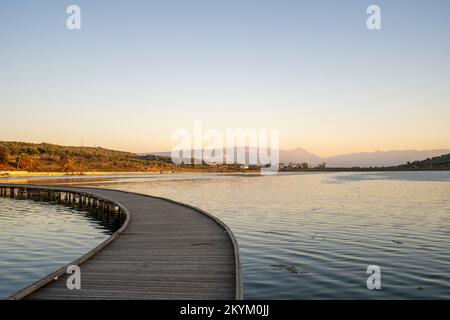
[
  {"left": 0, "top": 197, "right": 116, "bottom": 299},
  {"left": 1, "top": 171, "right": 450, "bottom": 299}
]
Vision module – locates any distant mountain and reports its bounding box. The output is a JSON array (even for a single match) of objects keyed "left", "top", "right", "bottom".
[
  {"left": 324, "top": 150, "right": 450, "bottom": 168},
  {"left": 143, "top": 148, "right": 450, "bottom": 168},
  {"left": 145, "top": 147, "right": 284, "bottom": 164},
  {"left": 279, "top": 147, "right": 322, "bottom": 164}
]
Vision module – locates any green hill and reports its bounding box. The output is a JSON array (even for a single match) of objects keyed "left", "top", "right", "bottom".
[
  {"left": 0, "top": 141, "right": 249, "bottom": 173},
  {"left": 0, "top": 141, "right": 173, "bottom": 172},
  {"left": 395, "top": 153, "right": 450, "bottom": 169}
]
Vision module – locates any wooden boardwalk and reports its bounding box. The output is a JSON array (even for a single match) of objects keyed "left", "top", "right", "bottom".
[{"left": 0, "top": 184, "right": 241, "bottom": 300}]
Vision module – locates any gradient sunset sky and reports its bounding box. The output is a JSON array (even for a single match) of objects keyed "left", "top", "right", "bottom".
[{"left": 1, "top": 0, "right": 449, "bottom": 157}]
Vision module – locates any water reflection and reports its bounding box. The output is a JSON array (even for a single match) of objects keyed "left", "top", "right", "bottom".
[
  {"left": 65, "top": 172, "right": 450, "bottom": 299},
  {"left": 0, "top": 197, "right": 119, "bottom": 299},
  {"left": 3, "top": 171, "right": 450, "bottom": 299}
]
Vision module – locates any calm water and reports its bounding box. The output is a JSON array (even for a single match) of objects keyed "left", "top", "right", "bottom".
[
  {"left": 66, "top": 171, "right": 450, "bottom": 299},
  {"left": 0, "top": 197, "right": 117, "bottom": 299},
  {"left": 1, "top": 171, "right": 450, "bottom": 299}
]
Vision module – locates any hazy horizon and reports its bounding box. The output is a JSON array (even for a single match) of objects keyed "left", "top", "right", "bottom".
[
  {"left": 1, "top": 0, "right": 450, "bottom": 157},
  {"left": 3, "top": 138, "right": 450, "bottom": 161}
]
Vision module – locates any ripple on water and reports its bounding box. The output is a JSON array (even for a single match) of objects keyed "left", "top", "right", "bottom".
[
  {"left": 79, "top": 172, "right": 450, "bottom": 299},
  {"left": 0, "top": 197, "right": 117, "bottom": 299},
  {"left": 3, "top": 172, "right": 450, "bottom": 299}
]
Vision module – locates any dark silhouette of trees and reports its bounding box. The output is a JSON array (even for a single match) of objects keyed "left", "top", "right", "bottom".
[
  {"left": 0, "top": 145, "right": 9, "bottom": 165},
  {"left": 316, "top": 162, "right": 327, "bottom": 169},
  {"left": 396, "top": 153, "right": 450, "bottom": 169}
]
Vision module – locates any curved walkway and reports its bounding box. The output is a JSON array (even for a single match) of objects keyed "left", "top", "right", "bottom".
[{"left": 0, "top": 184, "right": 241, "bottom": 300}]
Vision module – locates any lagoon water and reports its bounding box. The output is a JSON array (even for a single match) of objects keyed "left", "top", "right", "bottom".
[
  {"left": 77, "top": 171, "right": 450, "bottom": 299},
  {"left": 1, "top": 171, "right": 450, "bottom": 299},
  {"left": 0, "top": 198, "right": 115, "bottom": 299}
]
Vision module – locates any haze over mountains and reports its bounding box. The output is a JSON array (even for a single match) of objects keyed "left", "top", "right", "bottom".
[
  {"left": 146, "top": 148, "right": 450, "bottom": 168},
  {"left": 321, "top": 149, "right": 450, "bottom": 168}
]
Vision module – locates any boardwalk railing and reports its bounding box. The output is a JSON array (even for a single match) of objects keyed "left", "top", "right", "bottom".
[{"left": 0, "top": 184, "right": 131, "bottom": 300}]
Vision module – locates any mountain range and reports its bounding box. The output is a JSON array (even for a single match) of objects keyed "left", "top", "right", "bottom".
[{"left": 145, "top": 148, "right": 450, "bottom": 168}]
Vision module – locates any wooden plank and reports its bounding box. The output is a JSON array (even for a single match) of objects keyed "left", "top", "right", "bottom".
[{"left": 0, "top": 184, "right": 242, "bottom": 300}]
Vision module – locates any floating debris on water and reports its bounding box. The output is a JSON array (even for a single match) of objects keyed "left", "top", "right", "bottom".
[
  {"left": 392, "top": 240, "right": 403, "bottom": 244},
  {"left": 271, "top": 264, "right": 308, "bottom": 274},
  {"left": 286, "top": 266, "right": 298, "bottom": 273}
]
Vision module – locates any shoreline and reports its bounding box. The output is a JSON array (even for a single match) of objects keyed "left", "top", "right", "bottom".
[
  {"left": 0, "top": 170, "right": 261, "bottom": 180},
  {"left": 0, "top": 171, "right": 165, "bottom": 178},
  {"left": 2, "top": 168, "right": 450, "bottom": 180}
]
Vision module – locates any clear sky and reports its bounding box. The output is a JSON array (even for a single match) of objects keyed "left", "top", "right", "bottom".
[{"left": 1, "top": 0, "right": 450, "bottom": 156}]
